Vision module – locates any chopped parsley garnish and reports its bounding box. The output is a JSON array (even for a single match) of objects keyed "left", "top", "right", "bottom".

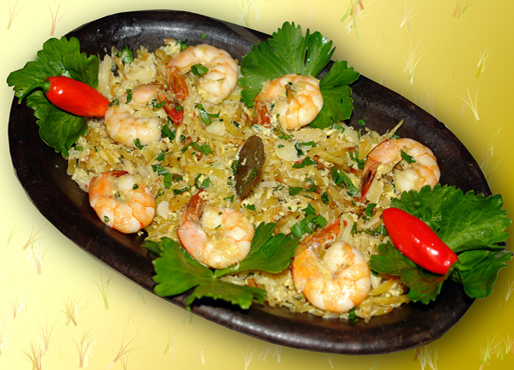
[
  {"left": 118, "top": 45, "right": 134, "bottom": 64},
  {"left": 152, "top": 164, "right": 173, "bottom": 189},
  {"left": 400, "top": 150, "right": 416, "bottom": 164},
  {"left": 196, "top": 104, "right": 219, "bottom": 126},
  {"left": 291, "top": 205, "right": 328, "bottom": 238},
  {"left": 364, "top": 203, "right": 376, "bottom": 218},
  {"left": 173, "top": 186, "right": 190, "bottom": 196},
  {"left": 156, "top": 151, "right": 166, "bottom": 161},
  {"left": 321, "top": 191, "right": 329, "bottom": 205},
  {"left": 244, "top": 204, "right": 256, "bottom": 211},
  {"left": 125, "top": 89, "right": 133, "bottom": 103},
  {"left": 292, "top": 156, "right": 316, "bottom": 168},
  {"left": 231, "top": 160, "right": 239, "bottom": 175},
  {"left": 182, "top": 142, "right": 213, "bottom": 155},
  {"left": 134, "top": 138, "right": 144, "bottom": 149},
  {"left": 349, "top": 150, "right": 366, "bottom": 169},
  {"left": 151, "top": 99, "right": 166, "bottom": 108},
  {"left": 161, "top": 123, "right": 176, "bottom": 140},
  {"left": 331, "top": 167, "right": 359, "bottom": 197},
  {"left": 194, "top": 174, "right": 211, "bottom": 189},
  {"left": 288, "top": 183, "right": 317, "bottom": 196},
  {"left": 191, "top": 64, "right": 208, "bottom": 77},
  {"left": 177, "top": 39, "right": 189, "bottom": 51}
]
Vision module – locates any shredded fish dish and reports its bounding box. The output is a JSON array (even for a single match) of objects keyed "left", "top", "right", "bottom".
[
  {"left": 8, "top": 20, "right": 510, "bottom": 324},
  {"left": 63, "top": 36, "right": 433, "bottom": 321}
]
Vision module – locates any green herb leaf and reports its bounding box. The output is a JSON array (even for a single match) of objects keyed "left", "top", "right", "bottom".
[
  {"left": 118, "top": 46, "right": 134, "bottom": 64},
  {"left": 369, "top": 242, "right": 444, "bottom": 304},
  {"left": 392, "top": 185, "right": 511, "bottom": 253},
  {"left": 191, "top": 64, "right": 209, "bottom": 76},
  {"left": 151, "top": 164, "right": 173, "bottom": 188},
  {"left": 161, "top": 123, "right": 176, "bottom": 140},
  {"left": 373, "top": 184, "right": 512, "bottom": 302},
  {"left": 7, "top": 36, "right": 100, "bottom": 156},
  {"left": 196, "top": 104, "right": 219, "bottom": 126},
  {"left": 149, "top": 223, "right": 297, "bottom": 310},
  {"left": 310, "top": 61, "right": 359, "bottom": 129},
  {"left": 292, "top": 156, "right": 316, "bottom": 168},
  {"left": 239, "top": 21, "right": 359, "bottom": 128},
  {"left": 150, "top": 238, "right": 266, "bottom": 310},
  {"left": 215, "top": 222, "right": 300, "bottom": 277},
  {"left": 453, "top": 250, "right": 512, "bottom": 299},
  {"left": 349, "top": 150, "right": 366, "bottom": 169},
  {"left": 182, "top": 141, "right": 213, "bottom": 155},
  {"left": 400, "top": 149, "right": 416, "bottom": 164},
  {"left": 291, "top": 206, "right": 328, "bottom": 238},
  {"left": 134, "top": 138, "right": 144, "bottom": 149},
  {"left": 331, "top": 167, "right": 359, "bottom": 196}
]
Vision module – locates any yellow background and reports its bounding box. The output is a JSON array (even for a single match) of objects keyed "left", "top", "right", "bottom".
[{"left": 1, "top": 1, "right": 513, "bottom": 369}]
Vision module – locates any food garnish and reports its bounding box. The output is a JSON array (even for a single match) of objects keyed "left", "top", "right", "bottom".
[
  {"left": 370, "top": 185, "right": 512, "bottom": 304},
  {"left": 7, "top": 23, "right": 511, "bottom": 319},
  {"left": 19, "top": 76, "right": 110, "bottom": 117},
  {"left": 146, "top": 222, "right": 299, "bottom": 309},
  {"left": 239, "top": 21, "right": 360, "bottom": 128},
  {"left": 382, "top": 207, "right": 458, "bottom": 275},
  {"left": 7, "top": 36, "right": 102, "bottom": 156}
]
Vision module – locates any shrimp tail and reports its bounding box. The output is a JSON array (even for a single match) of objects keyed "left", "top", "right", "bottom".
[
  {"left": 110, "top": 169, "right": 129, "bottom": 178},
  {"left": 359, "top": 161, "right": 379, "bottom": 201},
  {"left": 298, "top": 219, "right": 341, "bottom": 252},
  {"left": 166, "top": 66, "right": 189, "bottom": 102},
  {"left": 254, "top": 100, "right": 271, "bottom": 127},
  {"left": 180, "top": 190, "right": 205, "bottom": 224}
]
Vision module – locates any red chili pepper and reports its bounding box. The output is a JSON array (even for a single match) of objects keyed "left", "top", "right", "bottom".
[
  {"left": 382, "top": 207, "right": 458, "bottom": 275},
  {"left": 20, "top": 76, "right": 110, "bottom": 117}
]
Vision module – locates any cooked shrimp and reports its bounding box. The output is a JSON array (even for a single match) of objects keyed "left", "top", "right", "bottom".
[
  {"left": 177, "top": 191, "right": 254, "bottom": 269},
  {"left": 104, "top": 84, "right": 163, "bottom": 148},
  {"left": 291, "top": 219, "right": 371, "bottom": 313},
  {"left": 254, "top": 73, "right": 323, "bottom": 130},
  {"left": 166, "top": 44, "right": 239, "bottom": 104},
  {"left": 89, "top": 170, "right": 155, "bottom": 233},
  {"left": 360, "top": 138, "right": 440, "bottom": 200}
]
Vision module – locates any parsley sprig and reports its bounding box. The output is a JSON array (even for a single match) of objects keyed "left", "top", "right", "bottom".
[
  {"left": 239, "top": 22, "right": 360, "bottom": 129},
  {"left": 146, "top": 222, "right": 299, "bottom": 310},
  {"left": 7, "top": 37, "right": 100, "bottom": 156},
  {"left": 369, "top": 185, "right": 512, "bottom": 303}
]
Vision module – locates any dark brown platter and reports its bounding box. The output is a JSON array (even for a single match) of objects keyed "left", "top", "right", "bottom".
[{"left": 8, "top": 10, "right": 484, "bottom": 354}]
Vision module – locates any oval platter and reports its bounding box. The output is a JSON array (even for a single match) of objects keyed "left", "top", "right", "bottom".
[{"left": 8, "top": 10, "right": 484, "bottom": 354}]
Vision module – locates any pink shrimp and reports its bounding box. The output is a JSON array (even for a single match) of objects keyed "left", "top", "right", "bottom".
[
  {"left": 177, "top": 191, "right": 254, "bottom": 269},
  {"left": 291, "top": 220, "right": 371, "bottom": 313},
  {"left": 254, "top": 73, "right": 323, "bottom": 130},
  {"left": 166, "top": 44, "right": 239, "bottom": 104},
  {"left": 104, "top": 84, "right": 163, "bottom": 148},
  {"left": 88, "top": 170, "right": 155, "bottom": 233},
  {"left": 360, "top": 138, "right": 440, "bottom": 201}
]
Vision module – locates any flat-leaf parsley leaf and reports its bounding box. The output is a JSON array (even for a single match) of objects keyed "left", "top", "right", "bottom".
[
  {"left": 7, "top": 37, "right": 100, "bottom": 156},
  {"left": 370, "top": 184, "right": 512, "bottom": 303}
]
